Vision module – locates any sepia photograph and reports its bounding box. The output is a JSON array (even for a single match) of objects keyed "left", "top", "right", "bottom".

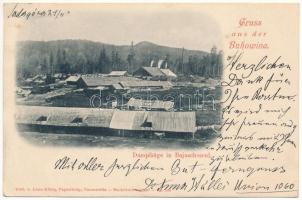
[{"left": 14, "top": 4, "right": 223, "bottom": 148}]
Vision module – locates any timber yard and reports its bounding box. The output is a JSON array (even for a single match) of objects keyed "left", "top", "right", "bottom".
[{"left": 16, "top": 42, "right": 222, "bottom": 147}]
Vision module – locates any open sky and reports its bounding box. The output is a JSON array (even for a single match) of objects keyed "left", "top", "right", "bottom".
[{"left": 16, "top": 4, "right": 222, "bottom": 51}]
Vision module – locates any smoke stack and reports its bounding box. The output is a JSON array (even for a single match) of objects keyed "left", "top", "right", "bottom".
[
  {"left": 150, "top": 60, "right": 154, "bottom": 67},
  {"left": 158, "top": 60, "right": 164, "bottom": 68}
]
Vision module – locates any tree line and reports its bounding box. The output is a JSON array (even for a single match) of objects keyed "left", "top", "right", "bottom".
[{"left": 17, "top": 40, "right": 223, "bottom": 78}]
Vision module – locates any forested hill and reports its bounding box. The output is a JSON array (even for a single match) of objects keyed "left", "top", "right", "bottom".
[{"left": 16, "top": 39, "right": 222, "bottom": 78}]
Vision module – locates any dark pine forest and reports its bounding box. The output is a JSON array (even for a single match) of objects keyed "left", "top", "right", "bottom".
[{"left": 16, "top": 40, "right": 223, "bottom": 78}]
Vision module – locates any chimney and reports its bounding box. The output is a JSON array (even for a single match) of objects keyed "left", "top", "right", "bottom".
[
  {"left": 150, "top": 60, "right": 154, "bottom": 67},
  {"left": 158, "top": 60, "right": 164, "bottom": 68}
]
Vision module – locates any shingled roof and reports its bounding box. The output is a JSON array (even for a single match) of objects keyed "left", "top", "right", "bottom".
[
  {"left": 127, "top": 98, "right": 174, "bottom": 111},
  {"left": 119, "top": 80, "right": 173, "bottom": 89},
  {"left": 109, "top": 110, "right": 196, "bottom": 133},
  {"left": 142, "top": 67, "right": 166, "bottom": 76},
  {"left": 108, "top": 71, "right": 128, "bottom": 76},
  {"left": 160, "top": 69, "right": 177, "bottom": 78},
  {"left": 65, "top": 76, "right": 81, "bottom": 83},
  {"left": 16, "top": 106, "right": 114, "bottom": 128},
  {"left": 81, "top": 76, "right": 138, "bottom": 87},
  {"left": 16, "top": 106, "right": 196, "bottom": 133}
]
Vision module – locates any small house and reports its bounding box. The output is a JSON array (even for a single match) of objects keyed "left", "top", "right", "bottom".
[
  {"left": 133, "top": 67, "right": 167, "bottom": 81},
  {"left": 65, "top": 76, "right": 85, "bottom": 87}
]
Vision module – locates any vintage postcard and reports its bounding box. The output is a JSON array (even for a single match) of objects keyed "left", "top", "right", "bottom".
[{"left": 3, "top": 3, "right": 299, "bottom": 197}]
